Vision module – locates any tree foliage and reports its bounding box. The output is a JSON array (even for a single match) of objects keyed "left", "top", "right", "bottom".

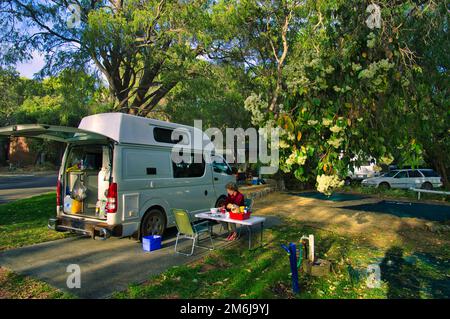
[
  {"left": 236, "top": 0, "right": 449, "bottom": 190},
  {"left": 0, "top": 0, "right": 215, "bottom": 115},
  {"left": 0, "top": 0, "right": 448, "bottom": 190},
  {"left": 165, "top": 63, "right": 252, "bottom": 130},
  {"left": 0, "top": 68, "right": 108, "bottom": 164}
]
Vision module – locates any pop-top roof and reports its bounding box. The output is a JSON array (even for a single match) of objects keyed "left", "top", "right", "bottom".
[{"left": 78, "top": 113, "right": 212, "bottom": 150}]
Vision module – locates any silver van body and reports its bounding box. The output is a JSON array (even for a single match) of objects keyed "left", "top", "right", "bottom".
[{"left": 0, "top": 113, "right": 234, "bottom": 239}]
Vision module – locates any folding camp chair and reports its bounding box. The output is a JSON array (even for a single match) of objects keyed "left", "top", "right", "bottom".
[
  {"left": 173, "top": 208, "right": 214, "bottom": 256},
  {"left": 244, "top": 198, "right": 253, "bottom": 210}
]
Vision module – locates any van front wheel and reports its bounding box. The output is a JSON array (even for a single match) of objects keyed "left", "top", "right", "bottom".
[{"left": 141, "top": 209, "right": 166, "bottom": 238}]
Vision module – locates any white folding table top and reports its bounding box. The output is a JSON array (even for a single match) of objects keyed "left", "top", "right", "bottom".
[{"left": 194, "top": 212, "right": 266, "bottom": 226}]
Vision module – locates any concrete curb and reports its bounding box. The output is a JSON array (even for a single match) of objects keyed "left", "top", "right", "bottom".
[{"left": 0, "top": 171, "right": 58, "bottom": 177}]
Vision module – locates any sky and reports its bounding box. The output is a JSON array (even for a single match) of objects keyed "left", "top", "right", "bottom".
[{"left": 15, "top": 51, "right": 46, "bottom": 78}]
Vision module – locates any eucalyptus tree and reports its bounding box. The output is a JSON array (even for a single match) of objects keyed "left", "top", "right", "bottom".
[{"left": 0, "top": 0, "right": 215, "bottom": 115}]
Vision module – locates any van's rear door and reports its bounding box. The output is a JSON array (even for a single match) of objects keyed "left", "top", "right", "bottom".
[{"left": 0, "top": 124, "right": 110, "bottom": 143}]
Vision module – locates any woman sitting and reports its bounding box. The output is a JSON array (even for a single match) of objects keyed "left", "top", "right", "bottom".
[{"left": 220, "top": 182, "right": 245, "bottom": 241}]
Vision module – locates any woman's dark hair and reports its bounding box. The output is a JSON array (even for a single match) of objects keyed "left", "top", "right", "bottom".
[{"left": 225, "top": 182, "right": 239, "bottom": 192}]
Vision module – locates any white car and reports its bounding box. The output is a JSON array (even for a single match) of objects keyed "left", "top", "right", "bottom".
[
  {"left": 361, "top": 169, "right": 443, "bottom": 190},
  {"left": 344, "top": 157, "right": 381, "bottom": 185},
  {"left": 346, "top": 161, "right": 381, "bottom": 185}
]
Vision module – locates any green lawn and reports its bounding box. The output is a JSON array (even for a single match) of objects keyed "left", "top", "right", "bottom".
[
  {"left": 1, "top": 192, "right": 448, "bottom": 299},
  {"left": 114, "top": 220, "right": 450, "bottom": 299},
  {"left": 0, "top": 267, "right": 74, "bottom": 299},
  {"left": 0, "top": 192, "right": 68, "bottom": 251},
  {"left": 0, "top": 193, "right": 74, "bottom": 298}
]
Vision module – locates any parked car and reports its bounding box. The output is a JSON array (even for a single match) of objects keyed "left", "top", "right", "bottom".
[
  {"left": 361, "top": 168, "right": 443, "bottom": 190},
  {"left": 0, "top": 113, "right": 234, "bottom": 240},
  {"left": 345, "top": 157, "right": 381, "bottom": 185}
]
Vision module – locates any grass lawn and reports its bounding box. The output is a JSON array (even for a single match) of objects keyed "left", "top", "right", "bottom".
[
  {"left": 0, "top": 267, "right": 74, "bottom": 299},
  {"left": 0, "top": 193, "right": 73, "bottom": 299},
  {"left": 114, "top": 219, "right": 450, "bottom": 299},
  {"left": 1, "top": 191, "right": 448, "bottom": 299},
  {"left": 0, "top": 192, "right": 69, "bottom": 251}
]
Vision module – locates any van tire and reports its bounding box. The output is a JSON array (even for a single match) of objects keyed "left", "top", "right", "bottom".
[
  {"left": 215, "top": 196, "right": 227, "bottom": 208},
  {"left": 140, "top": 208, "right": 166, "bottom": 239}
]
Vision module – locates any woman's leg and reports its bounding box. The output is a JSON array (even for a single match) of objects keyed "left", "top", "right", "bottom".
[
  {"left": 229, "top": 223, "right": 238, "bottom": 240},
  {"left": 221, "top": 222, "right": 230, "bottom": 234}
]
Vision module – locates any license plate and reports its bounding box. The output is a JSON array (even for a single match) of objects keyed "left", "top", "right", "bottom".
[{"left": 70, "top": 219, "right": 85, "bottom": 230}]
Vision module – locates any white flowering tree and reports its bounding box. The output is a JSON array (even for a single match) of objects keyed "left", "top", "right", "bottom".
[{"left": 240, "top": 0, "right": 448, "bottom": 193}]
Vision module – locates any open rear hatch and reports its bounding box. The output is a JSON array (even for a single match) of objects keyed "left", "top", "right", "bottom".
[
  {"left": 0, "top": 124, "right": 110, "bottom": 143},
  {"left": 0, "top": 124, "right": 114, "bottom": 220}
]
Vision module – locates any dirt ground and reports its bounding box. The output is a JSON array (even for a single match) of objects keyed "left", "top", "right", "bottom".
[{"left": 253, "top": 192, "right": 450, "bottom": 256}]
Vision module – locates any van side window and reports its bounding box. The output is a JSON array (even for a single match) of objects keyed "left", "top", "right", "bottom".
[
  {"left": 212, "top": 156, "right": 232, "bottom": 175},
  {"left": 172, "top": 154, "right": 205, "bottom": 178},
  {"left": 154, "top": 127, "right": 189, "bottom": 144}
]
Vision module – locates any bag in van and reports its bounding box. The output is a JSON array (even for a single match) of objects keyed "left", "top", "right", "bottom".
[{"left": 71, "top": 176, "right": 88, "bottom": 201}]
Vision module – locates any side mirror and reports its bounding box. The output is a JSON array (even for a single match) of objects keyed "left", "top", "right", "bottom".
[{"left": 231, "top": 167, "right": 238, "bottom": 174}]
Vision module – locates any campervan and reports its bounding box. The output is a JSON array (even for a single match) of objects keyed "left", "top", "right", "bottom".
[{"left": 0, "top": 113, "right": 234, "bottom": 240}]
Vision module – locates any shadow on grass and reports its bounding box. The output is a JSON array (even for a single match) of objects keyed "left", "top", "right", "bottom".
[
  {"left": 380, "top": 246, "right": 450, "bottom": 299},
  {"left": 288, "top": 191, "right": 368, "bottom": 202},
  {"left": 380, "top": 247, "right": 421, "bottom": 298},
  {"left": 341, "top": 200, "right": 450, "bottom": 222}
]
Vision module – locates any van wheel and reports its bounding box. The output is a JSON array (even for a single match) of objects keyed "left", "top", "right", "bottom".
[
  {"left": 378, "top": 182, "right": 390, "bottom": 190},
  {"left": 141, "top": 209, "right": 166, "bottom": 238},
  {"left": 215, "top": 196, "right": 227, "bottom": 208},
  {"left": 421, "top": 182, "right": 433, "bottom": 190}
]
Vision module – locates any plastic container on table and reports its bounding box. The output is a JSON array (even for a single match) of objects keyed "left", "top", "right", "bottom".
[
  {"left": 229, "top": 210, "right": 251, "bottom": 220},
  {"left": 142, "top": 235, "right": 162, "bottom": 252}
]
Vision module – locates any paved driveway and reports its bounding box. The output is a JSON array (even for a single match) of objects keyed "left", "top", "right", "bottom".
[
  {"left": 0, "top": 229, "right": 210, "bottom": 298},
  {"left": 0, "top": 218, "right": 280, "bottom": 298}
]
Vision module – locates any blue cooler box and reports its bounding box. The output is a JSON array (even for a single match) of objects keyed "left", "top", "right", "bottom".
[{"left": 142, "top": 235, "right": 162, "bottom": 252}]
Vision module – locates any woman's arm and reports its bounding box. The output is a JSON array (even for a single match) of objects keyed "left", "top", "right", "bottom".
[
  {"left": 223, "top": 195, "right": 232, "bottom": 209},
  {"left": 236, "top": 193, "right": 245, "bottom": 207}
]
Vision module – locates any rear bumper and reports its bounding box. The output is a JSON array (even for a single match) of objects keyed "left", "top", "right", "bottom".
[{"left": 48, "top": 216, "right": 122, "bottom": 239}]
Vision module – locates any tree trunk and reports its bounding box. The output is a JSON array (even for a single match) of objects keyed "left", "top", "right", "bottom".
[
  {"left": 0, "top": 139, "right": 9, "bottom": 166},
  {"left": 435, "top": 157, "right": 448, "bottom": 188}
]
